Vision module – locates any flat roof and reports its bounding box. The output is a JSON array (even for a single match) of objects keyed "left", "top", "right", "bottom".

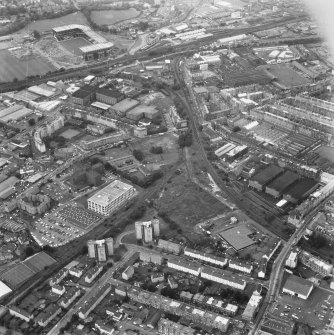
[
  {"left": 251, "top": 165, "right": 284, "bottom": 185},
  {"left": 80, "top": 42, "right": 114, "bottom": 54},
  {"left": 266, "top": 170, "right": 299, "bottom": 193},
  {"left": 112, "top": 98, "right": 139, "bottom": 113},
  {"left": 219, "top": 225, "right": 255, "bottom": 251},
  {"left": 96, "top": 88, "right": 122, "bottom": 99},
  {"left": 88, "top": 180, "right": 134, "bottom": 206},
  {"left": 91, "top": 101, "right": 110, "bottom": 110}
]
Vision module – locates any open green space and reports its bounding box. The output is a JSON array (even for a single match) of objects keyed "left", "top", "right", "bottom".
[
  {"left": 0, "top": 49, "right": 55, "bottom": 82},
  {"left": 91, "top": 8, "right": 140, "bottom": 25},
  {"left": 18, "top": 12, "right": 88, "bottom": 33}
]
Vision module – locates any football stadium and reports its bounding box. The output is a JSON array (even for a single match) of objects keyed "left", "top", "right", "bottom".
[{"left": 52, "top": 24, "right": 114, "bottom": 61}]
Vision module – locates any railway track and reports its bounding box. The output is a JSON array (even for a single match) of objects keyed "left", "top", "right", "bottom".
[{"left": 0, "top": 14, "right": 313, "bottom": 92}]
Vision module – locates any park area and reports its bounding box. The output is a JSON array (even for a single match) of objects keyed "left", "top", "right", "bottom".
[
  {"left": 18, "top": 12, "right": 88, "bottom": 33},
  {"left": 91, "top": 8, "right": 140, "bottom": 25},
  {"left": 0, "top": 49, "right": 55, "bottom": 82}
]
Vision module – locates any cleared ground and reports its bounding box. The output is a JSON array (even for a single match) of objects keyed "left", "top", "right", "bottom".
[
  {"left": 156, "top": 169, "right": 229, "bottom": 243},
  {"left": 91, "top": 8, "right": 140, "bottom": 25},
  {"left": 0, "top": 49, "right": 55, "bottom": 82},
  {"left": 59, "top": 37, "right": 90, "bottom": 56},
  {"left": 131, "top": 133, "right": 180, "bottom": 169}
]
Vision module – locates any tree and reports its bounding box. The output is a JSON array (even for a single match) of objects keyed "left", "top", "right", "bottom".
[
  {"left": 25, "top": 246, "right": 34, "bottom": 258},
  {"left": 133, "top": 149, "right": 144, "bottom": 162},
  {"left": 28, "top": 118, "right": 36, "bottom": 126},
  {"left": 32, "top": 30, "right": 41, "bottom": 39},
  {"left": 309, "top": 232, "right": 328, "bottom": 249},
  {"left": 150, "top": 146, "right": 163, "bottom": 154}
]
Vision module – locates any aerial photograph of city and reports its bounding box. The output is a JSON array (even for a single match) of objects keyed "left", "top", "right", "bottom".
[{"left": 0, "top": 0, "right": 334, "bottom": 334}]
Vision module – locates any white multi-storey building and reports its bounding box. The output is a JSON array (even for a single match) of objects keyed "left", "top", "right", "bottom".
[
  {"left": 201, "top": 268, "right": 246, "bottom": 290},
  {"left": 167, "top": 258, "right": 201, "bottom": 277},
  {"left": 228, "top": 260, "right": 253, "bottom": 274},
  {"left": 88, "top": 180, "right": 136, "bottom": 215},
  {"left": 184, "top": 247, "right": 228, "bottom": 267},
  {"left": 135, "top": 219, "right": 160, "bottom": 243}
]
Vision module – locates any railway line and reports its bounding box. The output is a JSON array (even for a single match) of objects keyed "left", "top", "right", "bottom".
[{"left": 0, "top": 14, "right": 314, "bottom": 93}]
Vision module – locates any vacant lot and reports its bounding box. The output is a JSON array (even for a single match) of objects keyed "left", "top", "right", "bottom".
[
  {"left": 0, "top": 50, "right": 55, "bottom": 82},
  {"left": 60, "top": 37, "right": 91, "bottom": 56},
  {"left": 156, "top": 170, "right": 229, "bottom": 243},
  {"left": 91, "top": 8, "right": 140, "bottom": 25},
  {"left": 131, "top": 133, "right": 180, "bottom": 168}
]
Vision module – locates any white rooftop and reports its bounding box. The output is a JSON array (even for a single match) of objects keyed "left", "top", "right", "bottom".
[
  {"left": 88, "top": 180, "right": 134, "bottom": 206},
  {"left": 80, "top": 42, "right": 114, "bottom": 54},
  {"left": 0, "top": 281, "right": 12, "bottom": 298}
]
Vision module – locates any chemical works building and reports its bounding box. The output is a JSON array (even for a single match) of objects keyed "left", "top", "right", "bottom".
[
  {"left": 96, "top": 88, "right": 124, "bottom": 105},
  {"left": 249, "top": 165, "right": 284, "bottom": 191},
  {"left": 283, "top": 178, "right": 319, "bottom": 204},
  {"left": 265, "top": 171, "right": 299, "bottom": 198}
]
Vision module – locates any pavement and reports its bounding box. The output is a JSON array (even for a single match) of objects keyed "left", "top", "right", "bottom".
[{"left": 47, "top": 249, "right": 135, "bottom": 335}]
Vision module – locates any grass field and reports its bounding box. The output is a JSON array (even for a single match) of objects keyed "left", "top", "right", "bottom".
[
  {"left": 131, "top": 133, "right": 180, "bottom": 169},
  {"left": 267, "top": 64, "right": 311, "bottom": 87},
  {"left": 19, "top": 12, "right": 88, "bottom": 33},
  {"left": 91, "top": 8, "right": 140, "bottom": 25},
  {"left": 0, "top": 49, "right": 55, "bottom": 82},
  {"left": 60, "top": 128, "right": 81, "bottom": 139},
  {"left": 60, "top": 38, "right": 91, "bottom": 56},
  {"left": 317, "top": 146, "right": 334, "bottom": 164},
  {"left": 156, "top": 170, "right": 229, "bottom": 243}
]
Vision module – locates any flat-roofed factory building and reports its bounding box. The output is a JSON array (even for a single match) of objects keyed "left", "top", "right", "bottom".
[
  {"left": 249, "top": 165, "right": 284, "bottom": 191},
  {"left": 87, "top": 180, "right": 136, "bottom": 215},
  {"left": 265, "top": 171, "right": 299, "bottom": 198}
]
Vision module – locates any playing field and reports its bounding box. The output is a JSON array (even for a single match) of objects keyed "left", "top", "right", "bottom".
[
  {"left": 266, "top": 64, "right": 311, "bottom": 88},
  {"left": 91, "top": 8, "right": 139, "bottom": 25},
  {"left": 60, "top": 37, "right": 91, "bottom": 56},
  {"left": 60, "top": 128, "right": 81, "bottom": 139},
  {"left": 0, "top": 49, "right": 55, "bottom": 82}
]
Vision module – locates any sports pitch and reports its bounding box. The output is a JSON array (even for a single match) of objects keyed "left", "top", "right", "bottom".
[
  {"left": 60, "top": 128, "right": 81, "bottom": 139},
  {"left": 59, "top": 37, "right": 91, "bottom": 56},
  {"left": 0, "top": 49, "right": 55, "bottom": 82}
]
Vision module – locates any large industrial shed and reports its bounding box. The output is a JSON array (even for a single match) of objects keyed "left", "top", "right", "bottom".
[
  {"left": 265, "top": 171, "right": 299, "bottom": 198},
  {"left": 282, "top": 275, "right": 313, "bottom": 300},
  {"left": 283, "top": 178, "right": 318, "bottom": 204},
  {"left": 249, "top": 165, "right": 284, "bottom": 192}
]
